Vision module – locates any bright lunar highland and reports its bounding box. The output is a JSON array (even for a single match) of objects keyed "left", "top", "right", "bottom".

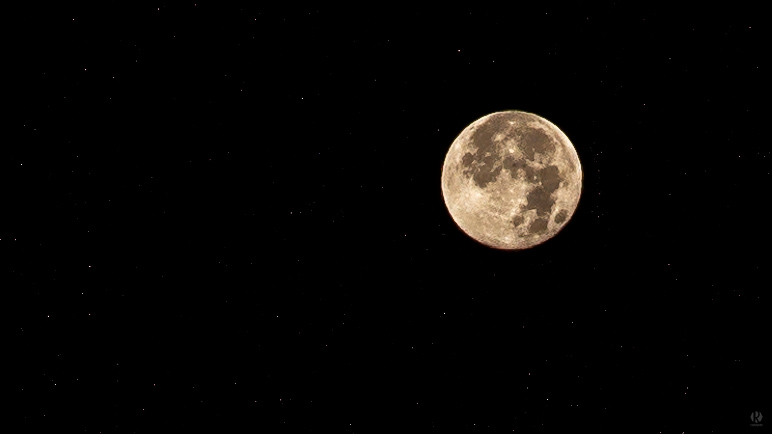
[{"left": 441, "top": 110, "right": 583, "bottom": 250}]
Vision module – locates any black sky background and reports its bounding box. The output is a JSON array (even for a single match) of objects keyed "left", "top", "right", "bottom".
[{"left": 7, "top": 3, "right": 769, "bottom": 433}]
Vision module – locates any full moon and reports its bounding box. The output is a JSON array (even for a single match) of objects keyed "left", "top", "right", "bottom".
[{"left": 441, "top": 110, "right": 582, "bottom": 250}]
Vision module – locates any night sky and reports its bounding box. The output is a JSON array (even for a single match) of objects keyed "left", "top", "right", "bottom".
[{"left": 8, "top": 4, "right": 768, "bottom": 433}]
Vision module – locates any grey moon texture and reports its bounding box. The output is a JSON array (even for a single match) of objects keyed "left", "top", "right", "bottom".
[{"left": 441, "top": 110, "right": 582, "bottom": 250}]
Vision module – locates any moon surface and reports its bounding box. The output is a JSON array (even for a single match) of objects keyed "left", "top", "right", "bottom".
[{"left": 441, "top": 110, "right": 582, "bottom": 250}]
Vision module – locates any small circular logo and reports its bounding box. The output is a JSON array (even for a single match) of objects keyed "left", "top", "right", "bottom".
[{"left": 751, "top": 411, "right": 763, "bottom": 423}]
